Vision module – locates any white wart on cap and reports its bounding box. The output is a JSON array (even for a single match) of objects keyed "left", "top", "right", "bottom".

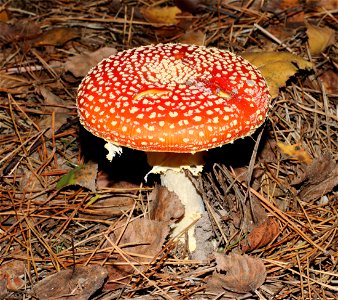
[{"left": 77, "top": 43, "right": 271, "bottom": 153}]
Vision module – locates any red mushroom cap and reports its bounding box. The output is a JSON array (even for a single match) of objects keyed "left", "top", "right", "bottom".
[{"left": 77, "top": 43, "right": 270, "bottom": 153}]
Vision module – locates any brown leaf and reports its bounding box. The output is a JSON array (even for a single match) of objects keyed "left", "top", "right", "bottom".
[
  {"left": 108, "top": 218, "right": 170, "bottom": 260},
  {"left": 34, "top": 265, "right": 108, "bottom": 300},
  {"left": 64, "top": 47, "right": 117, "bottom": 77},
  {"left": 303, "top": 152, "right": 336, "bottom": 185},
  {"left": 306, "top": 23, "right": 335, "bottom": 55},
  {"left": 56, "top": 161, "right": 98, "bottom": 192},
  {"left": 226, "top": 166, "right": 269, "bottom": 232},
  {"left": 37, "top": 86, "right": 70, "bottom": 138},
  {"left": 149, "top": 185, "right": 184, "bottom": 224},
  {"left": 79, "top": 196, "right": 134, "bottom": 217},
  {"left": 0, "top": 9, "right": 9, "bottom": 22},
  {"left": 240, "top": 217, "right": 280, "bottom": 252},
  {"left": 140, "top": 6, "right": 182, "bottom": 26},
  {"left": 0, "top": 72, "right": 31, "bottom": 94},
  {"left": 0, "top": 19, "right": 41, "bottom": 43},
  {"left": 103, "top": 218, "right": 170, "bottom": 290},
  {"left": 39, "top": 86, "right": 67, "bottom": 112},
  {"left": 0, "top": 260, "right": 25, "bottom": 294},
  {"left": 258, "top": 139, "right": 278, "bottom": 162},
  {"left": 33, "top": 27, "right": 80, "bottom": 47},
  {"left": 319, "top": 70, "right": 338, "bottom": 95},
  {"left": 292, "top": 152, "right": 338, "bottom": 202},
  {"left": 263, "top": 0, "right": 304, "bottom": 27},
  {"left": 307, "top": 0, "right": 337, "bottom": 11},
  {"left": 179, "top": 30, "right": 205, "bottom": 46},
  {"left": 0, "top": 279, "right": 7, "bottom": 299},
  {"left": 263, "top": 0, "right": 300, "bottom": 12},
  {"left": 207, "top": 253, "right": 266, "bottom": 294},
  {"left": 241, "top": 52, "right": 313, "bottom": 98}
]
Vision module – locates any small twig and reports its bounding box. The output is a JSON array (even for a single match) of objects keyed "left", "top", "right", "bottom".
[{"left": 254, "top": 23, "right": 295, "bottom": 53}]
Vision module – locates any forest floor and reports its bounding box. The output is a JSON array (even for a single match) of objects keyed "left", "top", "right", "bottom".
[{"left": 0, "top": 0, "right": 337, "bottom": 299}]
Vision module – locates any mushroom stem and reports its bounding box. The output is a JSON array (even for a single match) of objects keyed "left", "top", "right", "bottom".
[
  {"left": 146, "top": 152, "right": 205, "bottom": 253},
  {"left": 161, "top": 170, "right": 204, "bottom": 252}
]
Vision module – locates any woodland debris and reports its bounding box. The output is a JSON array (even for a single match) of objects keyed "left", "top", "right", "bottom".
[
  {"left": 240, "top": 216, "right": 280, "bottom": 252},
  {"left": 34, "top": 265, "right": 108, "bottom": 300},
  {"left": 292, "top": 152, "right": 338, "bottom": 202},
  {"left": 207, "top": 253, "right": 266, "bottom": 294}
]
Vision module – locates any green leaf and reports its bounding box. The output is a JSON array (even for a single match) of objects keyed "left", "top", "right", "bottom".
[{"left": 56, "top": 161, "right": 98, "bottom": 192}]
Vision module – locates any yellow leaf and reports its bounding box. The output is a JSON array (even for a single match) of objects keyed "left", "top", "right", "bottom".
[
  {"left": 306, "top": 23, "right": 335, "bottom": 55},
  {"left": 140, "top": 6, "right": 181, "bottom": 26},
  {"left": 277, "top": 142, "right": 312, "bottom": 164},
  {"left": 0, "top": 9, "right": 9, "bottom": 22},
  {"left": 241, "top": 52, "right": 313, "bottom": 98}
]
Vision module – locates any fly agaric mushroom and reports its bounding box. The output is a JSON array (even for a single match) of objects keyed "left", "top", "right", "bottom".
[{"left": 77, "top": 43, "right": 271, "bottom": 253}]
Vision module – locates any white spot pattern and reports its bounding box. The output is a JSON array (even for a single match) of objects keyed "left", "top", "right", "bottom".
[{"left": 77, "top": 43, "right": 271, "bottom": 152}]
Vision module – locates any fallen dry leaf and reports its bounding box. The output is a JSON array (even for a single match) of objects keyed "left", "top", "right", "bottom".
[
  {"left": 179, "top": 30, "right": 205, "bottom": 45},
  {"left": 319, "top": 70, "right": 338, "bottom": 95},
  {"left": 65, "top": 47, "right": 117, "bottom": 77},
  {"left": 240, "top": 217, "right": 280, "bottom": 252},
  {"left": 258, "top": 139, "right": 278, "bottom": 162},
  {"left": 34, "top": 265, "right": 108, "bottom": 300},
  {"left": 0, "top": 72, "right": 31, "bottom": 94},
  {"left": 0, "top": 9, "right": 9, "bottom": 22},
  {"left": 228, "top": 166, "right": 270, "bottom": 233},
  {"left": 299, "top": 152, "right": 336, "bottom": 185},
  {"left": 140, "top": 6, "right": 181, "bottom": 26},
  {"left": 96, "top": 177, "right": 141, "bottom": 192},
  {"left": 241, "top": 52, "right": 313, "bottom": 98},
  {"left": 207, "top": 253, "right": 266, "bottom": 293},
  {"left": 0, "top": 260, "right": 25, "bottom": 296},
  {"left": 107, "top": 218, "right": 169, "bottom": 260},
  {"left": 84, "top": 178, "right": 137, "bottom": 217},
  {"left": 79, "top": 196, "right": 134, "bottom": 217},
  {"left": 263, "top": 0, "right": 301, "bottom": 13},
  {"left": 33, "top": 27, "right": 80, "bottom": 47},
  {"left": 38, "top": 86, "right": 67, "bottom": 113},
  {"left": 292, "top": 152, "right": 338, "bottom": 202},
  {"left": 307, "top": 0, "right": 337, "bottom": 11},
  {"left": 267, "top": 25, "right": 296, "bottom": 46},
  {"left": 0, "top": 19, "right": 41, "bottom": 43},
  {"left": 37, "top": 86, "right": 70, "bottom": 138},
  {"left": 263, "top": 0, "right": 304, "bottom": 27},
  {"left": 149, "top": 185, "right": 184, "bottom": 224},
  {"left": 56, "top": 161, "right": 98, "bottom": 192},
  {"left": 306, "top": 23, "right": 335, "bottom": 55},
  {"left": 277, "top": 142, "right": 313, "bottom": 164},
  {"left": 103, "top": 218, "right": 170, "bottom": 290},
  {"left": 0, "top": 279, "right": 6, "bottom": 299}
]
